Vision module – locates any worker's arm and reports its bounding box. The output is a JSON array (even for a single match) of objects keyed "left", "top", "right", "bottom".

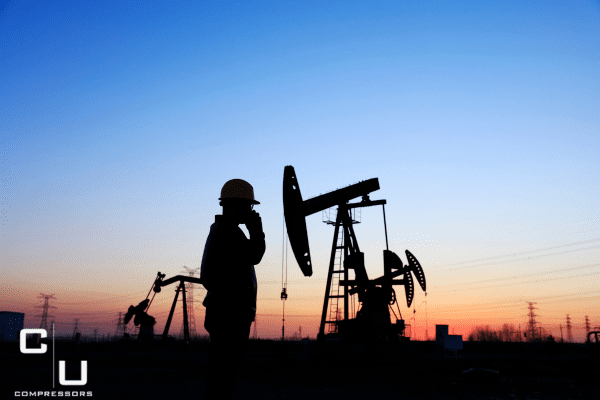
[
  {"left": 201, "top": 216, "right": 265, "bottom": 289},
  {"left": 199, "top": 224, "right": 218, "bottom": 291},
  {"left": 210, "top": 219, "right": 265, "bottom": 268},
  {"left": 242, "top": 210, "right": 265, "bottom": 265}
]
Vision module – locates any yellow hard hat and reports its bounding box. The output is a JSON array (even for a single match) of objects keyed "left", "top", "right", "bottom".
[{"left": 219, "top": 179, "right": 260, "bottom": 204}]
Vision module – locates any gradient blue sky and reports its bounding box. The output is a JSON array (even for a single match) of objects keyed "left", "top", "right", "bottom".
[{"left": 1, "top": 0, "right": 599, "bottom": 340}]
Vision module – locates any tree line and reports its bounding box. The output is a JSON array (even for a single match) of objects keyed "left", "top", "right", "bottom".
[{"left": 467, "top": 323, "right": 556, "bottom": 342}]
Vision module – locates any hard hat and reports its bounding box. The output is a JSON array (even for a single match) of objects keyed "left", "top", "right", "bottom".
[{"left": 219, "top": 179, "right": 260, "bottom": 204}]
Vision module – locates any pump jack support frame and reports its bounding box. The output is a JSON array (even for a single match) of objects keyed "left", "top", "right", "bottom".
[
  {"left": 153, "top": 274, "right": 202, "bottom": 343},
  {"left": 318, "top": 198, "right": 387, "bottom": 338}
]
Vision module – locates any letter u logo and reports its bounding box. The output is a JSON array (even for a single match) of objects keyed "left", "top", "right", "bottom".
[{"left": 58, "top": 361, "right": 87, "bottom": 386}]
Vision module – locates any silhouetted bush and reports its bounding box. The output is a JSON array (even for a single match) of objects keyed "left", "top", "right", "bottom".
[
  {"left": 468, "top": 323, "right": 554, "bottom": 342},
  {"left": 468, "top": 324, "right": 521, "bottom": 342}
]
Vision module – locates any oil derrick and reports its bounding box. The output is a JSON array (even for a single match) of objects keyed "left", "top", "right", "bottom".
[
  {"left": 566, "top": 314, "right": 574, "bottom": 343},
  {"left": 252, "top": 317, "right": 258, "bottom": 339},
  {"left": 179, "top": 266, "right": 200, "bottom": 339},
  {"left": 526, "top": 302, "right": 539, "bottom": 342},
  {"left": 585, "top": 316, "right": 591, "bottom": 335},
  {"left": 93, "top": 329, "right": 98, "bottom": 342}
]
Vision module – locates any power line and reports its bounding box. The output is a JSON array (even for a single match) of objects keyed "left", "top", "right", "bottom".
[
  {"left": 526, "top": 290, "right": 600, "bottom": 302},
  {"left": 538, "top": 295, "right": 600, "bottom": 305},
  {"left": 438, "top": 270, "right": 600, "bottom": 294},
  {"left": 56, "top": 290, "right": 149, "bottom": 305},
  {"left": 33, "top": 292, "right": 599, "bottom": 323},
  {"left": 431, "top": 238, "right": 600, "bottom": 268},
  {"left": 437, "top": 245, "right": 600, "bottom": 273},
  {"left": 420, "top": 291, "right": 600, "bottom": 314},
  {"left": 434, "top": 263, "right": 600, "bottom": 289}
]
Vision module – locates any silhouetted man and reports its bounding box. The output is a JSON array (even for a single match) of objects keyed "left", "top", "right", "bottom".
[{"left": 200, "top": 179, "right": 265, "bottom": 400}]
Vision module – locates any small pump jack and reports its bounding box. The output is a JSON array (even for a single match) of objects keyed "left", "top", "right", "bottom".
[
  {"left": 152, "top": 271, "right": 202, "bottom": 343},
  {"left": 123, "top": 272, "right": 164, "bottom": 341},
  {"left": 124, "top": 299, "right": 156, "bottom": 341},
  {"left": 125, "top": 271, "right": 202, "bottom": 343}
]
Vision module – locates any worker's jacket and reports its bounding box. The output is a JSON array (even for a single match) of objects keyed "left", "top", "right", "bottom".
[{"left": 200, "top": 214, "right": 265, "bottom": 321}]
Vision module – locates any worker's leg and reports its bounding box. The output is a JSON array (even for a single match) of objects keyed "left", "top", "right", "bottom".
[
  {"left": 204, "top": 307, "right": 231, "bottom": 399},
  {"left": 204, "top": 308, "right": 251, "bottom": 400},
  {"left": 230, "top": 319, "right": 252, "bottom": 392}
]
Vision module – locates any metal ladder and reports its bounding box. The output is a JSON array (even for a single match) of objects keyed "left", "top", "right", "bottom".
[{"left": 327, "top": 229, "right": 345, "bottom": 333}]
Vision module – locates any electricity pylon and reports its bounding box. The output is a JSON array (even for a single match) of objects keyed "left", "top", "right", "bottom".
[
  {"left": 526, "top": 302, "right": 539, "bottom": 342},
  {"left": 585, "top": 316, "right": 590, "bottom": 335},
  {"left": 114, "top": 312, "right": 126, "bottom": 338},
  {"left": 560, "top": 324, "right": 564, "bottom": 343},
  {"left": 180, "top": 266, "right": 200, "bottom": 339},
  {"left": 566, "top": 314, "right": 574, "bottom": 343},
  {"left": 36, "top": 293, "right": 57, "bottom": 332},
  {"left": 35, "top": 293, "right": 57, "bottom": 343},
  {"left": 72, "top": 318, "right": 80, "bottom": 340}
]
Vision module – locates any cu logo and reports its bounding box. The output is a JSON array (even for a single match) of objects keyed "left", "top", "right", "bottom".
[{"left": 20, "top": 329, "right": 88, "bottom": 386}]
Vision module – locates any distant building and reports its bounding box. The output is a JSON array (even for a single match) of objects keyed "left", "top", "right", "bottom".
[
  {"left": 436, "top": 324, "right": 463, "bottom": 358},
  {"left": 436, "top": 324, "right": 449, "bottom": 351},
  {"left": 0, "top": 311, "right": 25, "bottom": 341}
]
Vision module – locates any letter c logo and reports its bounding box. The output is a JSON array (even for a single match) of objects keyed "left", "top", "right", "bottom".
[{"left": 20, "top": 329, "right": 47, "bottom": 354}]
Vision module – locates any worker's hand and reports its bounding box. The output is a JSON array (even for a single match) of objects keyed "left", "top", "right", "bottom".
[{"left": 245, "top": 209, "right": 263, "bottom": 234}]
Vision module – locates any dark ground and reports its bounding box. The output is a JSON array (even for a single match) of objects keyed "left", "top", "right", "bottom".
[{"left": 1, "top": 338, "right": 598, "bottom": 400}]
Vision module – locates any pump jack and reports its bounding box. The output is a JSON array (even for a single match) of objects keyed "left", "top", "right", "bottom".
[
  {"left": 124, "top": 271, "right": 202, "bottom": 343},
  {"left": 283, "top": 165, "right": 426, "bottom": 342},
  {"left": 152, "top": 273, "right": 202, "bottom": 343}
]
